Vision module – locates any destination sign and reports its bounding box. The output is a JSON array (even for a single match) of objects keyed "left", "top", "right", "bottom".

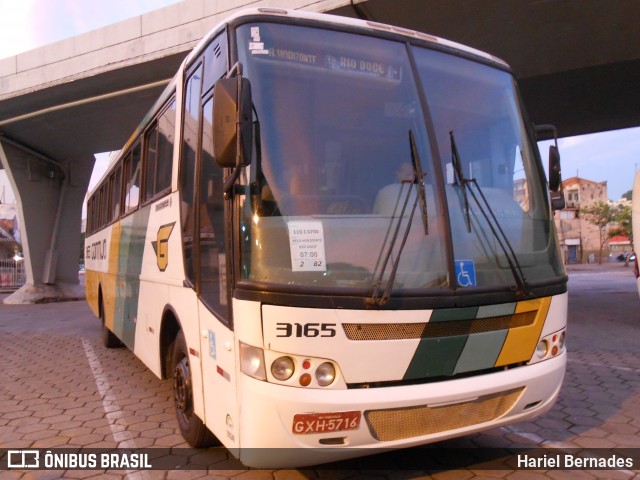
[{"left": 251, "top": 45, "right": 402, "bottom": 81}]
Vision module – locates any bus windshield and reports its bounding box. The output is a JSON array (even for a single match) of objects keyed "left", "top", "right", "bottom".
[{"left": 235, "top": 22, "right": 564, "bottom": 296}]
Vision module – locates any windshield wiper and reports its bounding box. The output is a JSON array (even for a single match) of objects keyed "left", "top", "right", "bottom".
[
  {"left": 450, "top": 131, "right": 471, "bottom": 232},
  {"left": 410, "top": 130, "right": 429, "bottom": 236},
  {"left": 449, "top": 130, "right": 530, "bottom": 296},
  {"left": 367, "top": 130, "right": 428, "bottom": 306}
]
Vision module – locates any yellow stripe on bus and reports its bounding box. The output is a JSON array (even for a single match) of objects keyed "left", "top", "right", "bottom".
[
  {"left": 494, "top": 297, "right": 551, "bottom": 367},
  {"left": 102, "top": 222, "right": 122, "bottom": 331}
]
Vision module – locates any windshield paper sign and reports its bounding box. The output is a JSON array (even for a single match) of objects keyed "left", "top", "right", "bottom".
[{"left": 287, "top": 220, "right": 327, "bottom": 272}]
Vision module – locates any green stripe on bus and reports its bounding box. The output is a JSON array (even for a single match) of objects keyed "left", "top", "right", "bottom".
[
  {"left": 453, "top": 330, "right": 508, "bottom": 375},
  {"left": 429, "top": 306, "right": 478, "bottom": 322},
  {"left": 476, "top": 302, "right": 516, "bottom": 318},
  {"left": 403, "top": 335, "right": 468, "bottom": 379},
  {"left": 114, "top": 205, "right": 152, "bottom": 349}
]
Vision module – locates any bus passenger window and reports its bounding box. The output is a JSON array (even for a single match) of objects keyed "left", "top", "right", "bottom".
[
  {"left": 99, "top": 184, "right": 108, "bottom": 228},
  {"left": 156, "top": 100, "right": 175, "bottom": 194},
  {"left": 144, "top": 127, "right": 158, "bottom": 203},
  {"left": 144, "top": 99, "right": 175, "bottom": 203},
  {"left": 111, "top": 166, "right": 122, "bottom": 219},
  {"left": 125, "top": 143, "right": 141, "bottom": 213}
]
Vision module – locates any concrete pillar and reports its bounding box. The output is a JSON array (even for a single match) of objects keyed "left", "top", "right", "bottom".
[{"left": 0, "top": 138, "right": 94, "bottom": 304}]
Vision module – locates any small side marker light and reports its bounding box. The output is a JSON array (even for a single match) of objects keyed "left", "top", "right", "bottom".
[{"left": 299, "top": 373, "right": 312, "bottom": 387}]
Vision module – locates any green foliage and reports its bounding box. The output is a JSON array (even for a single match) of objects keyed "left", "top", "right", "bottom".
[
  {"left": 608, "top": 204, "right": 632, "bottom": 245},
  {"left": 580, "top": 201, "right": 618, "bottom": 264},
  {"left": 581, "top": 201, "right": 617, "bottom": 230}
]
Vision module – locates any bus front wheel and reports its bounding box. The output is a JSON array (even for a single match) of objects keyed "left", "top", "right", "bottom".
[{"left": 171, "top": 330, "right": 217, "bottom": 447}]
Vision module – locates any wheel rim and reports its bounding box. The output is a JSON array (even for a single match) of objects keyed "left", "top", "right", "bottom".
[{"left": 173, "top": 356, "right": 193, "bottom": 422}]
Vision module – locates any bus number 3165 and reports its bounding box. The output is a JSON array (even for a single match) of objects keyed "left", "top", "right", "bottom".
[{"left": 276, "top": 323, "right": 337, "bottom": 338}]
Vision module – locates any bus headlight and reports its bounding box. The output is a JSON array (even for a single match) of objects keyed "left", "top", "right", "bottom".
[
  {"left": 263, "top": 351, "right": 344, "bottom": 388},
  {"left": 530, "top": 328, "right": 566, "bottom": 364},
  {"left": 558, "top": 331, "right": 566, "bottom": 350},
  {"left": 240, "top": 342, "right": 266, "bottom": 381},
  {"left": 535, "top": 340, "right": 549, "bottom": 359},
  {"left": 271, "top": 356, "right": 295, "bottom": 381},
  {"left": 315, "top": 362, "right": 336, "bottom": 386}
]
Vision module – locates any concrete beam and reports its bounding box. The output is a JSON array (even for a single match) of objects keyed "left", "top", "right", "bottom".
[{"left": 0, "top": 138, "right": 93, "bottom": 304}]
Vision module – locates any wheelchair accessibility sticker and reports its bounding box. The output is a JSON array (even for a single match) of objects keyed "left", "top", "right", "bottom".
[{"left": 455, "top": 259, "right": 476, "bottom": 287}]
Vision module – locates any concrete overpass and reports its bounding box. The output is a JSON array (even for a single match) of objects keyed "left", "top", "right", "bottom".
[{"left": 1, "top": 0, "right": 639, "bottom": 302}]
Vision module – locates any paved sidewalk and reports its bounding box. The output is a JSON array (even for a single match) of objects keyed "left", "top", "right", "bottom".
[{"left": 1, "top": 266, "right": 639, "bottom": 479}]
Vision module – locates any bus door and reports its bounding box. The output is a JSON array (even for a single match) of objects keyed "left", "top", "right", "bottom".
[{"left": 196, "top": 93, "right": 239, "bottom": 446}]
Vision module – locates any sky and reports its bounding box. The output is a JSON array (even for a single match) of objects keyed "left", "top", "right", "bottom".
[
  {"left": 0, "top": 0, "right": 181, "bottom": 205},
  {"left": 0, "top": 0, "right": 639, "bottom": 205}
]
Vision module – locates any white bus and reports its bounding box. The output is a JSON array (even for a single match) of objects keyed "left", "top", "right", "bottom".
[
  {"left": 85, "top": 8, "right": 568, "bottom": 468},
  {"left": 633, "top": 170, "right": 640, "bottom": 294}
]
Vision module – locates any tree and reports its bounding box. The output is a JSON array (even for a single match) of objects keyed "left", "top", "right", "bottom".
[
  {"left": 580, "top": 201, "right": 617, "bottom": 264},
  {"left": 610, "top": 204, "right": 633, "bottom": 243},
  {"left": 608, "top": 204, "right": 633, "bottom": 266}
]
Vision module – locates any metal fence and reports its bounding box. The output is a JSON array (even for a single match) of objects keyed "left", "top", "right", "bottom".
[{"left": 0, "top": 258, "right": 26, "bottom": 290}]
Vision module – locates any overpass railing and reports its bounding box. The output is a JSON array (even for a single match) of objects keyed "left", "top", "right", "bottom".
[{"left": 0, "top": 258, "right": 26, "bottom": 291}]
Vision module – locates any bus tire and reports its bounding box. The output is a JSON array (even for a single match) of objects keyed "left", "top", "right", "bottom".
[
  {"left": 171, "top": 330, "right": 218, "bottom": 447},
  {"left": 100, "top": 298, "right": 123, "bottom": 349}
]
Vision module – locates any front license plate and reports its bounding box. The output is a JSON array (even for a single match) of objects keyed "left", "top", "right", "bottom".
[{"left": 292, "top": 411, "right": 361, "bottom": 435}]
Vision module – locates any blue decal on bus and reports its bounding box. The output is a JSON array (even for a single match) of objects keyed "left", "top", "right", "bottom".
[
  {"left": 208, "top": 331, "right": 217, "bottom": 360},
  {"left": 455, "top": 259, "right": 476, "bottom": 287}
]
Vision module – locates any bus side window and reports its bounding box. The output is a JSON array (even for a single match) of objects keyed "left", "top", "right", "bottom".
[
  {"left": 107, "top": 175, "right": 114, "bottom": 223},
  {"left": 198, "top": 95, "right": 228, "bottom": 318},
  {"left": 112, "top": 165, "right": 122, "bottom": 219},
  {"left": 156, "top": 99, "right": 175, "bottom": 194},
  {"left": 144, "top": 125, "right": 158, "bottom": 203},
  {"left": 144, "top": 99, "right": 176, "bottom": 203},
  {"left": 98, "top": 186, "right": 105, "bottom": 229},
  {"left": 125, "top": 142, "right": 142, "bottom": 213},
  {"left": 181, "top": 65, "right": 203, "bottom": 286}
]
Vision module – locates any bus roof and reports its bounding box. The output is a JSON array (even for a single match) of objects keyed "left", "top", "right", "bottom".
[
  {"left": 89, "top": 7, "right": 510, "bottom": 197},
  {"left": 188, "top": 7, "right": 509, "bottom": 69}
]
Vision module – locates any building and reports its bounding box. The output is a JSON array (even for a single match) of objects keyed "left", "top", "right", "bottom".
[
  {"left": 0, "top": 204, "right": 20, "bottom": 259},
  {"left": 554, "top": 176, "right": 608, "bottom": 263}
]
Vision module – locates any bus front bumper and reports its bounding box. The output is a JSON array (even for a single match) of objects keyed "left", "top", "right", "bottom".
[{"left": 234, "top": 352, "right": 566, "bottom": 468}]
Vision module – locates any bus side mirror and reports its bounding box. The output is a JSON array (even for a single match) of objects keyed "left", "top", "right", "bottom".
[
  {"left": 535, "top": 124, "right": 565, "bottom": 210},
  {"left": 548, "top": 145, "right": 565, "bottom": 210},
  {"left": 548, "top": 145, "right": 561, "bottom": 191},
  {"left": 213, "top": 76, "right": 253, "bottom": 168}
]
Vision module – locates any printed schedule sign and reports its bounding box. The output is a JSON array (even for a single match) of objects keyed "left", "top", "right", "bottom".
[{"left": 287, "top": 220, "right": 327, "bottom": 272}]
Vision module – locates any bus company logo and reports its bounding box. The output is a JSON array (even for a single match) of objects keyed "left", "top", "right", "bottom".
[{"left": 152, "top": 222, "right": 176, "bottom": 272}]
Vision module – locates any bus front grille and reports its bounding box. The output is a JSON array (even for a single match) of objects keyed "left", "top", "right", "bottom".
[
  {"left": 343, "top": 311, "right": 536, "bottom": 340},
  {"left": 364, "top": 387, "right": 524, "bottom": 441}
]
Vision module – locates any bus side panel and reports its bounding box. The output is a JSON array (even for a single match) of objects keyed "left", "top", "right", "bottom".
[
  {"left": 198, "top": 300, "right": 253, "bottom": 449},
  {"left": 134, "top": 193, "right": 191, "bottom": 379},
  {"left": 103, "top": 222, "right": 121, "bottom": 333},
  {"left": 85, "top": 223, "right": 115, "bottom": 320},
  {"left": 134, "top": 281, "right": 172, "bottom": 378},
  {"left": 131, "top": 193, "right": 207, "bottom": 419},
  {"left": 633, "top": 171, "right": 640, "bottom": 297},
  {"left": 85, "top": 268, "right": 99, "bottom": 318},
  {"left": 113, "top": 206, "right": 152, "bottom": 349},
  {"left": 166, "top": 286, "right": 207, "bottom": 421}
]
